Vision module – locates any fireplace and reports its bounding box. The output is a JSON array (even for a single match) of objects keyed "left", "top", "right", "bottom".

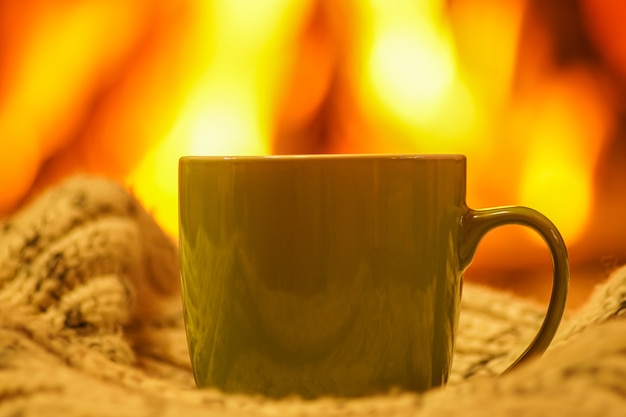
[{"left": 0, "top": 0, "right": 625, "bottom": 308}]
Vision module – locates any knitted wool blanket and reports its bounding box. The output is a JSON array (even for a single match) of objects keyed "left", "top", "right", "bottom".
[{"left": 0, "top": 175, "right": 625, "bottom": 416}]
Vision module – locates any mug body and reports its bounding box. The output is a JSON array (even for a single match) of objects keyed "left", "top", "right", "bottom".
[{"left": 179, "top": 154, "right": 467, "bottom": 398}]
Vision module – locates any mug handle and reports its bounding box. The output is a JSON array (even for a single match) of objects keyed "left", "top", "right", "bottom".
[{"left": 458, "top": 206, "right": 569, "bottom": 372}]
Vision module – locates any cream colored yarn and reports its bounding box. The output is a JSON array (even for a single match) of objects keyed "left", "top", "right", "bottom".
[{"left": 0, "top": 175, "right": 624, "bottom": 416}]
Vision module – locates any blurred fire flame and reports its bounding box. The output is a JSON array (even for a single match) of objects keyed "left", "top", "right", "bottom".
[{"left": 0, "top": 0, "right": 623, "bottom": 270}]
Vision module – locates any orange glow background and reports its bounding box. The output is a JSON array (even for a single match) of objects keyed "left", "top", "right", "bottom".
[{"left": 0, "top": 0, "right": 625, "bottom": 298}]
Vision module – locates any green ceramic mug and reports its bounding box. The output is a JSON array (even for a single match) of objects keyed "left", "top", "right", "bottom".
[{"left": 178, "top": 154, "right": 569, "bottom": 399}]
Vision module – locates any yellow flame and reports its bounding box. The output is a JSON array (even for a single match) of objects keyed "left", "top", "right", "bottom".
[
  {"left": 126, "top": 0, "right": 310, "bottom": 237},
  {"left": 520, "top": 150, "right": 592, "bottom": 244},
  {"left": 367, "top": 24, "right": 455, "bottom": 121},
  {"left": 354, "top": 0, "right": 479, "bottom": 149},
  {"left": 518, "top": 69, "right": 611, "bottom": 244},
  {"left": 0, "top": 0, "right": 614, "bottom": 260},
  {"left": 353, "top": 0, "right": 608, "bottom": 249},
  {"left": 450, "top": 0, "right": 528, "bottom": 109}
]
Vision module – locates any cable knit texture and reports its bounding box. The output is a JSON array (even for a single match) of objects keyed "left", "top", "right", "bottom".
[{"left": 0, "top": 175, "right": 624, "bottom": 416}]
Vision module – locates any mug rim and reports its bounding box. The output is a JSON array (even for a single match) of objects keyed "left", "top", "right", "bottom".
[{"left": 180, "top": 154, "right": 466, "bottom": 162}]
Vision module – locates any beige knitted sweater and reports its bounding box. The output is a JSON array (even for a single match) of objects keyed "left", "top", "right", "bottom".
[{"left": 0, "top": 176, "right": 624, "bottom": 416}]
